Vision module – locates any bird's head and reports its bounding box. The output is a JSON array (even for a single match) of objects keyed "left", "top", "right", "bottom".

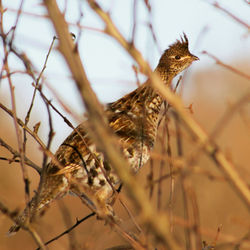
[{"left": 157, "top": 33, "right": 199, "bottom": 76}]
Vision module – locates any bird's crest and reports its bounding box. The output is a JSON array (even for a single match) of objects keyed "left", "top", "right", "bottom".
[{"left": 167, "top": 33, "right": 189, "bottom": 52}]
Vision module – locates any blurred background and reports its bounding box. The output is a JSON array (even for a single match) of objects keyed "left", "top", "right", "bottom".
[{"left": 0, "top": 0, "right": 249, "bottom": 249}]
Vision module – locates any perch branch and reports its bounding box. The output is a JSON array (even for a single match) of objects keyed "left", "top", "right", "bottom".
[
  {"left": 86, "top": 0, "right": 250, "bottom": 210},
  {"left": 43, "top": 0, "right": 182, "bottom": 249}
]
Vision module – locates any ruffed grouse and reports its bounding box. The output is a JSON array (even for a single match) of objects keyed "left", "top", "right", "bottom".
[{"left": 8, "top": 34, "right": 198, "bottom": 234}]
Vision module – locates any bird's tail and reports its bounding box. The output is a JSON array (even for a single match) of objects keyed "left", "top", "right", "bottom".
[
  {"left": 8, "top": 223, "right": 21, "bottom": 236},
  {"left": 7, "top": 174, "right": 69, "bottom": 236}
]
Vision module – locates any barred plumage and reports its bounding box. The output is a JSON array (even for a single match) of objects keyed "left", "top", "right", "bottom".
[{"left": 8, "top": 34, "right": 198, "bottom": 234}]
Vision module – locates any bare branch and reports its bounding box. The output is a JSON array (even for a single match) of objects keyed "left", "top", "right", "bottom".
[
  {"left": 37, "top": 212, "right": 95, "bottom": 250},
  {"left": 86, "top": 0, "right": 250, "bottom": 210},
  {"left": 210, "top": 92, "right": 250, "bottom": 140},
  {"left": 202, "top": 51, "right": 250, "bottom": 80},
  {"left": 0, "top": 137, "right": 41, "bottom": 174},
  {"left": 0, "top": 13, "right": 30, "bottom": 205},
  {"left": 212, "top": 2, "right": 250, "bottom": 30},
  {"left": 43, "top": 1, "right": 182, "bottom": 248}
]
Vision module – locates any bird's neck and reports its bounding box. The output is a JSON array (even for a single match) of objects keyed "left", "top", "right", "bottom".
[
  {"left": 139, "top": 65, "right": 174, "bottom": 114},
  {"left": 109, "top": 65, "right": 174, "bottom": 118}
]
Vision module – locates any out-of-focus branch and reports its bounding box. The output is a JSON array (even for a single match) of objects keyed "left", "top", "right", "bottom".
[
  {"left": 203, "top": 51, "right": 250, "bottom": 80},
  {"left": 0, "top": 200, "right": 19, "bottom": 221},
  {"left": 85, "top": 1, "right": 250, "bottom": 210},
  {"left": 6, "top": 7, "right": 104, "bottom": 33},
  {"left": 151, "top": 67, "right": 250, "bottom": 210},
  {"left": 87, "top": 1, "right": 152, "bottom": 75},
  {"left": 210, "top": 92, "right": 250, "bottom": 140},
  {"left": 43, "top": 1, "right": 181, "bottom": 249},
  {"left": 212, "top": 2, "right": 250, "bottom": 30},
  {"left": 28, "top": 228, "right": 46, "bottom": 250}
]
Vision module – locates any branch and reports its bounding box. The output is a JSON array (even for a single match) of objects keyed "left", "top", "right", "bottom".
[
  {"left": 210, "top": 92, "right": 250, "bottom": 140},
  {"left": 37, "top": 212, "right": 95, "bottom": 250},
  {"left": 0, "top": 137, "right": 41, "bottom": 174},
  {"left": 86, "top": 0, "right": 250, "bottom": 210},
  {"left": 0, "top": 11, "right": 30, "bottom": 204},
  {"left": 212, "top": 2, "right": 250, "bottom": 30},
  {"left": 43, "top": 0, "right": 181, "bottom": 249},
  {"left": 202, "top": 51, "right": 250, "bottom": 80},
  {"left": 0, "top": 200, "right": 46, "bottom": 249},
  {"left": 0, "top": 102, "right": 65, "bottom": 173}
]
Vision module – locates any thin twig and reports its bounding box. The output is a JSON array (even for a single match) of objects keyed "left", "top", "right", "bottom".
[
  {"left": 0, "top": 200, "right": 19, "bottom": 221},
  {"left": 41, "top": 92, "right": 54, "bottom": 169},
  {"left": 57, "top": 200, "right": 80, "bottom": 250},
  {"left": 37, "top": 212, "right": 95, "bottom": 249},
  {"left": 148, "top": 158, "right": 154, "bottom": 199},
  {"left": 85, "top": 4, "right": 250, "bottom": 212},
  {"left": 210, "top": 92, "right": 250, "bottom": 140},
  {"left": 9, "top": 0, "right": 25, "bottom": 47},
  {"left": 157, "top": 76, "right": 182, "bottom": 128},
  {"left": 0, "top": 102, "right": 65, "bottom": 172},
  {"left": 202, "top": 50, "right": 250, "bottom": 80},
  {"left": 0, "top": 13, "right": 30, "bottom": 207},
  {"left": 131, "top": 0, "right": 138, "bottom": 44},
  {"left": 24, "top": 36, "right": 56, "bottom": 129},
  {"left": 6, "top": 7, "right": 104, "bottom": 33},
  {"left": 189, "top": 184, "right": 202, "bottom": 250},
  {"left": 212, "top": 1, "right": 250, "bottom": 30},
  {"left": 111, "top": 222, "right": 146, "bottom": 250},
  {"left": 146, "top": 4, "right": 161, "bottom": 54},
  {"left": 165, "top": 118, "right": 175, "bottom": 232},
  {"left": 44, "top": 1, "right": 182, "bottom": 248},
  {"left": 28, "top": 227, "right": 46, "bottom": 250},
  {"left": 174, "top": 112, "right": 191, "bottom": 250},
  {"left": 0, "top": 200, "right": 46, "bottom": 249},
  {"left": 0, "top": 137, "right": 41, "bottom": 174},
  {"left": 157, "top": 115, "right": 168, "bottom": 210},
  {"left": 119, "top": 195, "right": 143, "bottom": 234}
]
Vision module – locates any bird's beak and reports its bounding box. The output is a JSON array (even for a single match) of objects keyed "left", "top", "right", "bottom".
[{"left": 191, "top": 54, "right": 199, "bottom": 61}]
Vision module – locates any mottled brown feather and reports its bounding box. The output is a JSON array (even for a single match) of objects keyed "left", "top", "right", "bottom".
[{"left": 8, "top": 34, "right": 198, "bottom": 234}]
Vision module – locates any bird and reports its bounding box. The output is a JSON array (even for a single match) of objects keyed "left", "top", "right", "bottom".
[{"left": 8, "top": 34, "right": 199, "bottom": 235}]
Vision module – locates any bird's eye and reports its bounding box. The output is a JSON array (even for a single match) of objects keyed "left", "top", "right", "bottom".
[{"left": 175, "top": 55, "right": 181, "bottom": 60}]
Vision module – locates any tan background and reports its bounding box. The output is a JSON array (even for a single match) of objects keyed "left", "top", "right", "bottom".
[{"left": 0, "top": 59, "right": 249, "bottom": 249}]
